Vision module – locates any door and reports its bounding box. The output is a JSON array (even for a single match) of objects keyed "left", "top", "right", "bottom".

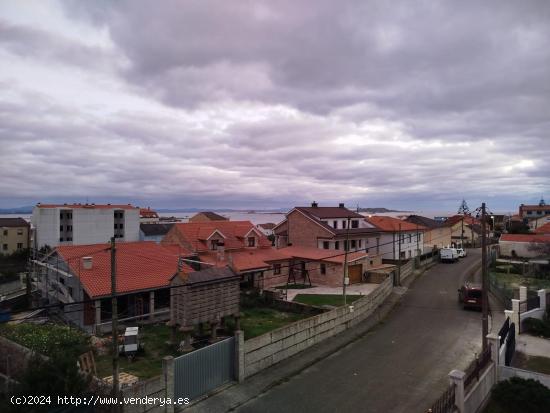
[{"left": 348, "top": 264, "right": 363, "bottom": 284}]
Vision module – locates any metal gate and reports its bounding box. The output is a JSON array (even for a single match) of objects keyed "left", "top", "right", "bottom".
[{"left": 174, "top": 337, "right": 235, "bottom": 401}]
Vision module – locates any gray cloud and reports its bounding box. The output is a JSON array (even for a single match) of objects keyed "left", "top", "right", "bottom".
[{"left": 0, "top": 0, "right": 549, "bottom": 211}]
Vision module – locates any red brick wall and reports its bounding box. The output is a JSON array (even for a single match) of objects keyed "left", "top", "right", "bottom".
[{"left": 286, "top": 210, "right": 333, "bottom": 248}]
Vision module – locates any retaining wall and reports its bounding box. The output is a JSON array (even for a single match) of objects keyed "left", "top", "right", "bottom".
[{"left": 243, "top": 276, "right": 393, "bottom": 378}]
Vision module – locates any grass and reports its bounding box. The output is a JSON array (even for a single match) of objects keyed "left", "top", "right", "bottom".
[
  {"left": 238, "top": 307, "right": 310, "bottom": 340},
  {"left": 95, "top": 324, "right": 184, "bottom": 379},
  {"left": 490, "top": 271, "right": 550, "bottom": 292},
  {"left": 293, "top": 294, "right": 362, "bottom": 307},
  {"left": 513, "top": 351, "right": 550, "bottom": 375},
  {"left": 483, "top": 399, "right": 508, "bottom": 413}
]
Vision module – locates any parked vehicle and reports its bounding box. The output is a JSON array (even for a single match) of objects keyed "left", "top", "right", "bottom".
[
  {"left": 456, "top": 248, "right": 467, "bottom": 258},
  {"left": 120, "top": 326, "right": 141, "bottom": 361},
  {"left": 458, "top": 283, "right": 482, "bottom": 310},
  {"left": 440, "top": 248, "right": 459, "bottom": 263}
]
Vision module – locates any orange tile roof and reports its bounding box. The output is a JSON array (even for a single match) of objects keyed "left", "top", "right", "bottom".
[
  {"left": 200, "top": 248, "right": 289, "bottom": 272},
  {"left": 366, "top": 216, "right": 427, "bottom": 232},
  {"left": 56, "top": 242, "right": 191, "bottom": 298},
  {"left": 500, "top": 234, "right": 550, "bottom": 243},
  {"left": 170, "top": 221, "right": 272, "bottom": 252},
  {"left": 274, "top": 246, "right": 368, "bottom": 264},
  {"left": 140, "top": 208, "right": 159, "bottom": 218},
  {"left": 37, "top": 203, "right": 138, "bottom": 210},
  {"left": 533, "top": 222, "right": 550, "bottom": 234},
  {"left": 444, "top": 214, "right": 480, "bottom": 227}
]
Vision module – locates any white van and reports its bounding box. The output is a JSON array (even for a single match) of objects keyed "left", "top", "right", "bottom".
[{"left": 440, "top": 248, "right": 459, "bottom": 263}]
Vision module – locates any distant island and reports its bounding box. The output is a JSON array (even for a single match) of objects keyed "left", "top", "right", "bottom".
[
  {"left": 357, "top": 207, "right": 409, "bottom": 213},
  {"left": 0, "top": 206, "right": 33, "bottom": 214}
]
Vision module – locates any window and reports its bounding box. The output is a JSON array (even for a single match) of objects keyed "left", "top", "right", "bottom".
[
  {"left": 273, "top": 264, "right": 281, "bottom": 275},
  {"left": 351, "top": 240, "right": 357, "bottom": 249},
  {"left": 119, "top": 223, "right": 124, "bottom": 229},
  {"left": 68, "top": 213, "right": 72, "bottom": 219},
  {"left": 59, "top": 237, "right": 64, "bottom": 242},
  {"left": 370, "top": 260, "right": 374, "bottom": 265},
  {"left": 60, "top": 225, "right": 64, "bottom": 232},
  {"left": 417, "top": 233, "right": 421, "bottom": 242},
  {"left": 17, "top": 243, "right": 23, "bottom": 249},
  {"left": 60, "top": 213, "right": 64, "bottom": 219},
  {"left": 527, "top": 211, "right": 532, "bottom": 215},
  {"left": 323, "top": 241, "right": 329, "bottom": 249},
  {"left": 335, "top": 241, "right": 340, "bottom": 250},
  {"left": 68, "top": 287, "right": 73, "bottom": 297},
  {"left": 342, "top": 220, "right": 347, "bottom": 229},
  {"left": 2, "top": 244, "right": 7, "bottom": 251},
  {"left": 3, "top": 230, "right": 7, "bottom": 236},
  {"left": 320, "top": 263, "right": 326, "bottom": 275},
  {"left": 17, "top": 229, "right": 23, "bottom": 235},
  {"left": 344, "top": 240, "right": 348, "bottom": 251},
  {"left": 248, "top": 237, "right": 256, "bottom": 247},
  {"left": 400, "top": 234, "right": 405, "bottom": 243},
  {"left": 358, "top": 240, "right": 362, "bottom": 248},
  {"left": 351, "top": 220, "right": 359, "bottom": 228},
  {"left": 67, "top": 225, "right": 72, "bottom": 232},
  {"left": 408, "top": 234, "right": 412, "bottom": 243},
  {"left": 67, "top": 237, "right": 72, "bottom": 241},
  {"left": 333, "top": 221, "right": 338, "bottom": 229}
]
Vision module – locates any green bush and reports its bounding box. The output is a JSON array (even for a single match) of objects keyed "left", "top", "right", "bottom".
[
  {"left": 0, "top": 323, "right": 90, "bottom": 358},
  {"left": 491, "top": 377, "right": 550, "bottom": 413},
  {"left": 523, "top": 318, "right": 550, "bottom": 338}
]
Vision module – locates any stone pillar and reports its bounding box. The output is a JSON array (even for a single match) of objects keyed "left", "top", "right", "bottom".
[
  {"left": 162, "top": 356, "right": 175, "bottom": 413},
  {"left": 149, "top": 291, "right": 155, "bottom": 321},
  {"left": 519, "top": 286, "right": 527, "bottom": 302},
  {"left": 209, "top": 320, "right": 219, "bottom": 343},
  {"left": 538, "top": 289, "right": 547, "bottom": 311},
  {"left": 449, "top": 370, "right": 465, "bottom": 413},
  {"left": 179, "top": 326, "right": 194, "bottom": 352},
  {"left": 487, "top": 333, "right": 500, "bottom": 382},
  {"left": 234, "top": 330, "right": 245, "bottom": 383},
  {"left": 235, "top": 313, "right": 241, "bottom": 331},
  {"left": 511, "top": 300, "right": 520, "bottom": 333},
  {"left": 94, "top": 300, "right": 101, "bottom": 336}
]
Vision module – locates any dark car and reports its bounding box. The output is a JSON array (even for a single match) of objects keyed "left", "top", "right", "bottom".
[{"left": 458, "top": 283, "right": 482, "bottom": 310}]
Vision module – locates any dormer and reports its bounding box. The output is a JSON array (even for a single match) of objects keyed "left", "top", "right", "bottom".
[
  {"left": 244, "top": 227, "right": 262, "bottom": 248},
  {"left": 206, "top": 229, "right": 226, "bottom": 250}
]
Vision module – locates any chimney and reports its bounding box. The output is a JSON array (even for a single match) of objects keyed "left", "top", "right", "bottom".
[
  {"left": 311, "top": 201, "right": 318, "bottom": 208},
  {"left": 339, "top": 203, "right": 345, "bottom": 208},
  {"left": 82, "top": 257, "right": 93, "bottom": 270}
]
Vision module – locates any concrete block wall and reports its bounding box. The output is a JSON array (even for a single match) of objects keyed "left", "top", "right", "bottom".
[{"left": 243, "top": 276, "right": 393, "bottom": 378}]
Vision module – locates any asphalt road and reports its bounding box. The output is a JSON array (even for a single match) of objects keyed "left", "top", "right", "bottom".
[{"left": 236, "top": 250, "right": 492, "bottom": 413}]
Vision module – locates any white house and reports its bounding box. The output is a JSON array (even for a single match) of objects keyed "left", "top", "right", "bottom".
[
  {"left": 32, "top": 203, "right": 140, "bottom": 249},
  {"left": 499, "top": 234, "right": 550, "bottom": 258},
  {"left": 365, "top": 216, "right": 426, "bottom": 260}
]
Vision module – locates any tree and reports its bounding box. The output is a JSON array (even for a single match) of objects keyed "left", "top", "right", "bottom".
[{"left": 457, "top": 199, "right": 470, "bottom": 215}]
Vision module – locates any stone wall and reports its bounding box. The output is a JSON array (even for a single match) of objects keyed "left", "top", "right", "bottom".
[
  {"left": 0, "top": 335, "right": 48, "bottom": 380},
  {"left": 243, "top": 275, "right": 393, "bottom": 378}
]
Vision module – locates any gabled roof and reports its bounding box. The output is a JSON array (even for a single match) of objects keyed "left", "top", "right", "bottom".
[
  {"left": 56, "top": 242, "right": 192, "bottom": 298},
  {"left": 533, "top": 222, "right": 550, "bottom": 234},
  {"left": 444, "top": 215, "right": 480, "bottom": 227},
  {"left": 140, "top": 208, "right": 159, "bottom": 218},
  {"left": 170, "top": 221, "right": 272, "bottom": 252},
  {"left": 191, "top": 211, "right": 228, "bottom": 221},
  {"left": 140, "top": 223, "right": 174, "bottom": 236},
  {"left": 171, "top": 266, "right": 239, "bottom": 285},
  {"left": 405, "top": 215, "right": 443, "bottom": 229},
  {"left": 199, "top": 248, "right": 290, "bottom": 272},
  {"left": 500, "top": 234, "right": 550, "bottom": 243},
  {"left": 366, "top": 216, "right": 427, "bottom": 232},
  {"left": 258, "top": 223, "right": 276, "bottom": 230},
  {"left": 295, "top": 206, "right": 364, "bottom": 219},
  {"left": 0, "top": 217, "right": 29, "bottom": 227}
]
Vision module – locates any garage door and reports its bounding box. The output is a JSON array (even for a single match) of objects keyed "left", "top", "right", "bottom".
[{"left": 348, "top": 264, "right": 363, "bottom": 284}]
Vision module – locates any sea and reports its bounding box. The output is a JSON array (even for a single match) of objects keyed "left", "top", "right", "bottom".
[{"left": 0, "top": 209, "right": 470, "bottom": 226}]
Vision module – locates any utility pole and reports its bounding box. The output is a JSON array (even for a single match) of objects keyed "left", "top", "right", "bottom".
[
  {"left": 416, "top": 223, "right": 420, "bottom": 267},
  {"left": 481, "top": 203, "right": 488, "bottom": 352},
  {"left": 110, "top": 237, "right": 120, "bottom": 402},
  {"left": 342, "top": 217, "right": 351, "bottom": 306},
  {"left": 397, "top": 224, "right": 402, "bottom": 286}
]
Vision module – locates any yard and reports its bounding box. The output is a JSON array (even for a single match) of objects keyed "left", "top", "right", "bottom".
[
  {"left": 293, "top": 294, "right": 362, "bottom": 307},
  {"left": 236, "top": 307, "right": 310, "bottom": 340},
  {"left": 95, "top": 324, "right": 185, "bottom": 379},
  {"left": 490, "top": 271, "right": 550, "bottom": 295},
  {"left": 512, "top": 351, "right": 550, "bottom": 375}
]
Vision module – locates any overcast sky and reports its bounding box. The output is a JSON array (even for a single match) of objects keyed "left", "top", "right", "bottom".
[{"left": 0, "top": 1, "right": 549, "bottom": 212}]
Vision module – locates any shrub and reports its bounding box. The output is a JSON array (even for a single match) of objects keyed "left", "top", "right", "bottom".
[
  {"left": 0, "top": 323, "right": 90, "bottom": 358},
  {"left": 491, "top": 377, "right": 550, "bottom": 413},
  {"left": 522, "top": 318, "right": 550, "bottom": 338}
]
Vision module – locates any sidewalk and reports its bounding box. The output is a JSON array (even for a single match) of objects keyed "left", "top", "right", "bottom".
[{"left": 516, "top": 334, "right": 550, "bottom": 358}]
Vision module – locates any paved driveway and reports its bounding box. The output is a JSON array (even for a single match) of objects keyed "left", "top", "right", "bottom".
[{"left": 237, "top": 250, "right": 491, "bottom": 413}]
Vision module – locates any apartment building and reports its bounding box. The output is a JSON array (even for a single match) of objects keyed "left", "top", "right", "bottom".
[
  {"left": 0, "top": 218, "right": 31, "bottom": 255},
  {"left": 32, "top": 203, "right": 140, "bottom": 249}
]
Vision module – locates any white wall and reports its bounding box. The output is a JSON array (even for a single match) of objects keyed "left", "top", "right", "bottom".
[
  {"left": 33, "top": 206, "right": 139, "bottom": 248},
  {"left": 499, "top": 240, "right": 547, "bottom": 258},
  {"left": 377, "top": 231, "right": 424, "bottom": 260},
  {"left": 320, "top": 218, "right": 373, "bottom": 230}
]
